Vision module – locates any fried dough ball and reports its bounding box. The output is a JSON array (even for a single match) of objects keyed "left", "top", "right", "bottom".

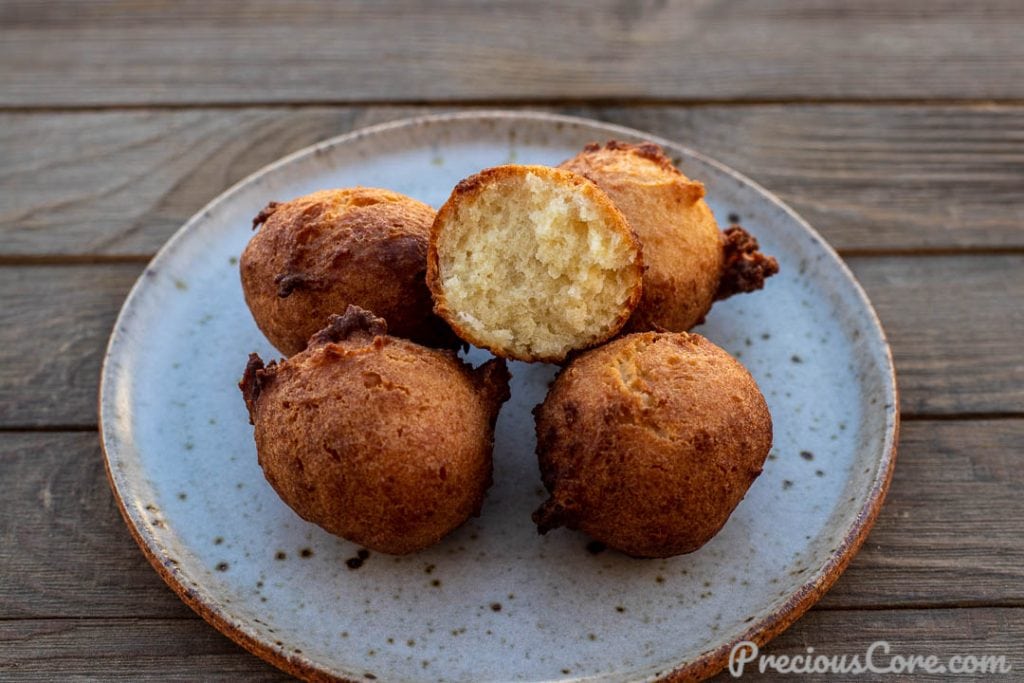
[
  {"left": 560, "top": 141, "right": 779, "bottom": 332},
  {"left": 240, "top": 306, "right": 510, "bottom": 555},
  {"left": 533, "top": 331, "right": 772, "bottom": 558},
  {"left": 241, "top": 188, "right": 457, "bottom": 357},
  {"left": 427, "top": 165, "right": 643, "bottom": 363}
]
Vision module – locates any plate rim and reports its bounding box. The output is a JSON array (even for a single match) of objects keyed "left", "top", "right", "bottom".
[{"left": 99, "top": 109, "right": 899, "bottom": 682}]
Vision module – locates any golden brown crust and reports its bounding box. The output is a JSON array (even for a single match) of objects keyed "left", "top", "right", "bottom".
[
  {"left": 580, "top": 140, "right": 679, "bottom": 173},
  {"left": 239, "top": 305, "right": 510, "bottom": 555},
  {"left": 561, "top": 140, "right": 777, "bottom": 332},
  {"left": 560, "top": 141, "right": 723, "bottom": 332},
  {"left": 533, "top": 331, "right": 772, "bottom": 558},
  {"left": 240, "top": 187, "right": 458, "bottom": 357},
  {"left": 427, "top": 164, "right": 644, "bottom": 363}
]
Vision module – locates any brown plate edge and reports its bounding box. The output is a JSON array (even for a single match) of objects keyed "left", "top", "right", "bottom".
[
  {"left": 638, "top": 115, "right": 902, "bottom": 682},
  {"left": 98, "top": 437, "right": 358, "bottom": 682},
  {"left": 662, "top": 403, "right": 899, "bottom": 681},
  {"left": 97, "top": 110, "right": 902, "bottom": 683}
]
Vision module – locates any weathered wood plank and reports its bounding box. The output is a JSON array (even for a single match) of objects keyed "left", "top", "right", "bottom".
[
  {"left": 847, "top": 255, "right": 1024, "bottom": 415},
  {"left": 0, "top": 108, "right": 387, "bottom": 258},
  {"left": 0, "top": 264, "right": 140, "bottom": 428},
  {"left": 0, "top": 256, "right": 1020, "bottom": 427},
  {"left": 1, "top": 609, "right": 1020, "bottom": 681},
  {"left": 1, "top": 0, "right": 1023, "bottom": 106},
  {"left": 0, "top": 432, "right": 192, "bottom": 620},
  {"left": 589, "top": 105, "right": 1024, "bottom": 253},
  {"left": 2, "top": 422, "right": 1021, "bottom": 619},
  {"left": 0, "top": 619, "right": 289, "bottom": 681},
  {"left": 818, "top": 419, "right": 1024, "bottom": 608},
  {"left": 2, "top": 105, "right": 1022, "bottom": 256}
]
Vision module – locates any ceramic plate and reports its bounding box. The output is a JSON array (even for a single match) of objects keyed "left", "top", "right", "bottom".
[{"left": 100, "top": 111, "right": 898, "bottom": 682}]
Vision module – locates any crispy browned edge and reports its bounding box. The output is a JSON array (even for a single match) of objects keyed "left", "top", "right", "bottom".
[{"left": 426, "top": 164, "right": 644, "bottom": 363}]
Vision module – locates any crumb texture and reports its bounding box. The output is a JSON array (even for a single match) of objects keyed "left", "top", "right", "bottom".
[
  {"left": 561, "top": 140, "right": 725, "bottom": 332},
  {"left": 431, "top": 166, "right": 641, "bottom": 361}
]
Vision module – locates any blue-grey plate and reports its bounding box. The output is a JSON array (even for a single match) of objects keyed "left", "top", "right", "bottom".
[{"left": 100, "top": 111, "right": 898, "bottom": 682}]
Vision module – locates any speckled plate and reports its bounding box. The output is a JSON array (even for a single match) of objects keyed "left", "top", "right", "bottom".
[{"left": 100, "top": 111, "right": 898, "bottom": 682}]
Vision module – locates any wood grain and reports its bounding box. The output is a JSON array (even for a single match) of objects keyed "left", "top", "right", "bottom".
[
  {"left": 0, "top": 619, "right": 289, "bottom": 681},
  {"left": 0, "top": 256, "right": 1020, "bottom": 428},
  {"left": 0, "top": 264, "right": 140, "bottom": 428},
  {"left": 2, "top": 1, "right": 1023, "bottom": 106},
  {"left": 0, "top": 432, "right": 191, "bottom": 619},
  {"left": 1, "top": 610, "right": 1020, "bottom": 682},
  {"left": 818, "top": 419, "right": 1024, "bottom": 609},
  {"left": 3, "top": 105, "right": 1023, "bottom": 257},
  {"left": 2, "top": 422, "right": 1021, "bottom": 620},
  {"left": 847, "top": 255, "right": 1024, "bottom": 415}
]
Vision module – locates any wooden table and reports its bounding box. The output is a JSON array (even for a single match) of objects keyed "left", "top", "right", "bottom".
[{"left": 2, "top": 2, "right": 1022, "bottom": 680}]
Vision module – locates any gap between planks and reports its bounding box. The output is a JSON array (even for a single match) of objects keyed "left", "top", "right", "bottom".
[{"left": 4, "top": 97, "right": 1024, "bottom": 114}]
